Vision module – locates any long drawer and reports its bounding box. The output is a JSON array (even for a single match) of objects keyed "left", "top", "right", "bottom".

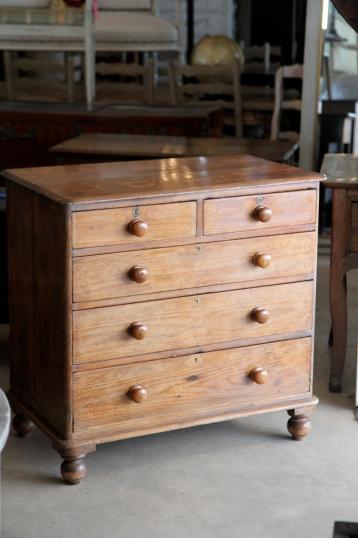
[
  {"left": 73, "top": 338, "right": 312, "bottom": 436},
  {"left": 73, "top": 232, "right": 316, "bottom": 303},
  {"left": 72, "top": 201, "right": 197, "bottom": 249},
  {"left": 73, "top": 281, "right": 314, "bottom": 364},
  {"left": 204, "top": 190, "right": 316, "bottom": 235}
]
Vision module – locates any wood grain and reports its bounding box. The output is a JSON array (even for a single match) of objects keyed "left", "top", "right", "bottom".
[
  {"left": 350, "top": 203, "right": 358, "bottom": 252},
  {"left": 51, "top": 132, "right": 300, "bottom": 164},
  {"left": 73, "top": 232, "right": 316, "bottom": 303},
  {"left": 72, "top": 202, "right": 196, "bottom": 249},
  {"left": 4, "top": 154, "right": 324, "bottom": 206},
  {"left": 204, "top": 190, "right": 316, "bottom": 235},
  {"left": 73, "top": 281, "right": 314, "bottom": 364},
  {"left": 73, "top": 338, "right": 312, "bottom": 436}
]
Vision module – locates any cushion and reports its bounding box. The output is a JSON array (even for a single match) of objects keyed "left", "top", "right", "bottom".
[
  {"left": 96, "top": 12, "right": 177, "bottom": 43},
  {"left": 0, "top": 1, "right": 49, "bottom": 6},
  {"left": 98, "top": 1, "right": 151, "bottom": 10}
]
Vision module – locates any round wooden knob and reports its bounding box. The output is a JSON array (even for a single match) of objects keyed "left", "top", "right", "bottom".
[
  {"left": 250, "top": 307, "right": 270, "bottom": 324},
  {"left": 249, "top": 367, "right": 269, "bottom": 384},
  {"left": 252, "top": 252, "right": 272, "bottom": 268},
  {"left": 252, "top": 206, "right": 272, "bottom": 223},
  {"left": 127, "top": 384, "right": 148, "bottom": 403},
  {"left": 128, "top": 322, "right": 148, "bottom": 340},
  {"left": 128, "top": 266, "right": 149, "bottom": 283},
  {"left": 128, "top": 219, "right": 148, "bottom": 237}
]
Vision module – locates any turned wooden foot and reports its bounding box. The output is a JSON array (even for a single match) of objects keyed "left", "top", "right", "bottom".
[
  {"left": 54, "top": 443, "right": 95, "bottom": 485},
  {"left": 287, "top": 409, "right": 312, "bottom": 441},
  {"left": 61, "top": 456, "right": 87, "bottom": 485},
  {"left": 12, "top": 413, "right": 34, "bottom": 438}
]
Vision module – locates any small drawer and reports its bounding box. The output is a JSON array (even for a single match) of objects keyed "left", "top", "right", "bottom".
[
  {"left": 204, "top": 190, "right": 316, "bottom": 235},
  {"left": 73, "top": 338, "right": 312, "bottom": 435},
  {"left": 73, "top": 232, "right": 316, "bottom": 303},
  {"left": 73, "top": 281, "right": 314, "bottom": 364},
  {"left": 72, "top": 202, "right": 196, "bottom": 249}
]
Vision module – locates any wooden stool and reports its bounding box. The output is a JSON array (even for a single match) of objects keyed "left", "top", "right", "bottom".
[{"left": 321, "top": 154, "right": 358, "bottom": 392}]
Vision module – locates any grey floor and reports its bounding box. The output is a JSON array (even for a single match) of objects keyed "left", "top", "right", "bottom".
[{"left": 1, "top": 254, "right": 358, "bottom": 538}]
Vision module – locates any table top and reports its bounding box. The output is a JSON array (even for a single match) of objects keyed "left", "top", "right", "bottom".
[
  {"left": 0, "top": 7, "right": 84, "bottom": 26},
  {"left": 321, "top": 153, "right": 358, "bottom": 188},
  {"left": 4, "top": 154, "right": 323, "bottom": 207},
  {"left": 51, "top": 133, "right": 298, "bottom": 163}
]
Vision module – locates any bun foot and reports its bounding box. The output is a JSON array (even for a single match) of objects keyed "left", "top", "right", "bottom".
[
  {"left": 329, "top": 377, "right": 342, "bottom": 393},
  {"left": 287, "top": 410, "right": 312, "bottom": 441},
  {"left": 12, "top": 413, "right": 34, "bottom": 438},
  {"left": 54, "top": 443, "right": 95, "bottom": 485},
  {"left": 61, "top": 457, "right": 87, "bottom": 485}
]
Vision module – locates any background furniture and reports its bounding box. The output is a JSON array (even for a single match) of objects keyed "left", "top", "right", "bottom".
[
  {"left": 270, "top": 64, "right": 303, "bottom": 142},
  {"left": 0, "top": 0, "right": 95, "bottom": 109},
  {"left": 0, "top": 102, "right": 222, "bottom": 173},
  {"left": 50, "top": 132, "right": 300, "bottom": 164},
  {"left": 169, "top": 59, "right": 243, "bottom": 137},
  {"left": 96, "top": 0, "right": 180, "bottom": 59},
  {"left": 6, "top": 154, "right": 322, "bottom": 484},
  {"left": 320, "top": 153, "right": 358, "bottom": 395}
]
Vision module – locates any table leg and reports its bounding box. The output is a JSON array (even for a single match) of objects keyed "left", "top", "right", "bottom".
[{"left": 329, "top": 189, "right": 350, "bottom": 392}]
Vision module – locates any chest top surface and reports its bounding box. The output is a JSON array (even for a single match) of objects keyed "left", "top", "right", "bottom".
[{"left": 4, "top": 154, "right": 323, "bottom": 207}]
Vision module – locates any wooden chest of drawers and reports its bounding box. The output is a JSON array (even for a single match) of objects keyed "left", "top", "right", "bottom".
[{"left": 5, "top": 154, "right": 323, "bottom": 485}]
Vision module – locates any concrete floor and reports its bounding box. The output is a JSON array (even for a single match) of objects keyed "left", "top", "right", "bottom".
[{"left": 1, "top": 254, "right": 358, "bottom": 538}]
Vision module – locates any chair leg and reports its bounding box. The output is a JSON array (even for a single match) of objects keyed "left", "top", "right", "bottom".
[
  {"left": 84, "top": 27, "right": 95, "bottom": 111},
  {"left": 3, "top": 51, "right": 14, "bottom": 100},
  {"left": 65, "top": 53, "right": 74, "bottom": 103}
]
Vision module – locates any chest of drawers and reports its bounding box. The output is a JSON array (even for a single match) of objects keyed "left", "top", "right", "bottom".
[{"left": 5, "top": 154, "right": 323, "bottom": 485}]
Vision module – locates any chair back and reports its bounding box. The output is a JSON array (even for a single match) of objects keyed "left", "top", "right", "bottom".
[
  {"left": 169, "top": 59, "right": 243, "bottom": 137},
  {"left": 98, "top": 0, "right": 153, "bottom": 11},
  {"left": 270, "top": 64, "right": 303, "bottom": 141},
  {"left": 241, "top": 42, "right": 281, "bottom": 74}
]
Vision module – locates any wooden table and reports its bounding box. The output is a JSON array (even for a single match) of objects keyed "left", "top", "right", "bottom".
[
  {"left": 51, "top": 133, "right": 299, "bottom": 164},
  {"left": 321, "top": 153, "right": 358, "bottom": 394},
  {"left": 5, "top": 154, "right": 321, "bottom": 484},
  {"left": 0, "top": 102, "right": 223, "bottom": 174}
]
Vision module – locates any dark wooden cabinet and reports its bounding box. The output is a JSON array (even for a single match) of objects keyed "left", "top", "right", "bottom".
[{"left": 5, "top": 154, "right": 323, "bottom": 484}]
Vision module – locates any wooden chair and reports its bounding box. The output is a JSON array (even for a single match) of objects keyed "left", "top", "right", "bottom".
[
  {"left": 0, "top": 0, "right": 95, "bottom": 109},
  {"left": 96, "top": 58, "right": 155, "bottom": 105},
  {"left": 241, "top": 42, "right": 281, "bottom": 74},
  {"left": 169, "top": 59, "right": 243, "bottom": 138},
  {"left": 270, "top": 64, "right": 303, "bottom": 141}
]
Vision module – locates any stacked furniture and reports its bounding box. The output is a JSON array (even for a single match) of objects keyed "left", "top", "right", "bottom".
[
  {"left": 5, "top": 155, "right": 322, "bottom": 484},
  {"left": 0, "top": 0, "right": 181, "bottom": 109}
]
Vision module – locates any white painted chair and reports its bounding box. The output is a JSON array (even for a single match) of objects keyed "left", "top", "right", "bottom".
[
  {"left": 95, "top": 1, "right": 181, "bottom": 56},
  {"left": 0, "top": 0, "right": 95, "bottom": 109},
  {"left": 270, "top": 64, "right": 303, "bottom": 141},
  {"left": 0, "top": 1, "right": 180, "bottom": 109}
]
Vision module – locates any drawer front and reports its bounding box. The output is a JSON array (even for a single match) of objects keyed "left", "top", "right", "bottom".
[
  {"left": 73, "top": 232, "right": 316, "bottom": 302},
  {"left": 72, "top": 202, "right": 196, "bottom": 249},
  {"left": 204, "top": 190, "right": 316, "bottom": 235},
  {"left": 73, "top": 281, "right": 314, "bottom": 364},
  {"left": 350, "top": 203, "right": 358, "bottom": 252},
  {"left": 73, "top": 338, "right": 312, "bottom": 435}
]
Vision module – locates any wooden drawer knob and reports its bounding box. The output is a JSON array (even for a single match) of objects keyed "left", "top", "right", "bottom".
[
  {"left": 252, "top": 252, "right": 272, "bottom": 268},
  {"left": 127, "top": 384, "right": 148, "bottom": 403},
  {"left": 128, "top": 266, "right": 149, "bottom": 283},
  {"left": 128, "top": 219, "right": 148, "bottom": 237},
  {"left": 128, "top": 322, "right": 148, "bottom": 340},
  {"left": 250, "top": 307, "right": 270, "bottom": 324},
  {"left": 249, "top": 367, "right": 269, "bottom": 384},
  {"left": 252, "top": 206, "right": 272, "bottom": 223}
]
